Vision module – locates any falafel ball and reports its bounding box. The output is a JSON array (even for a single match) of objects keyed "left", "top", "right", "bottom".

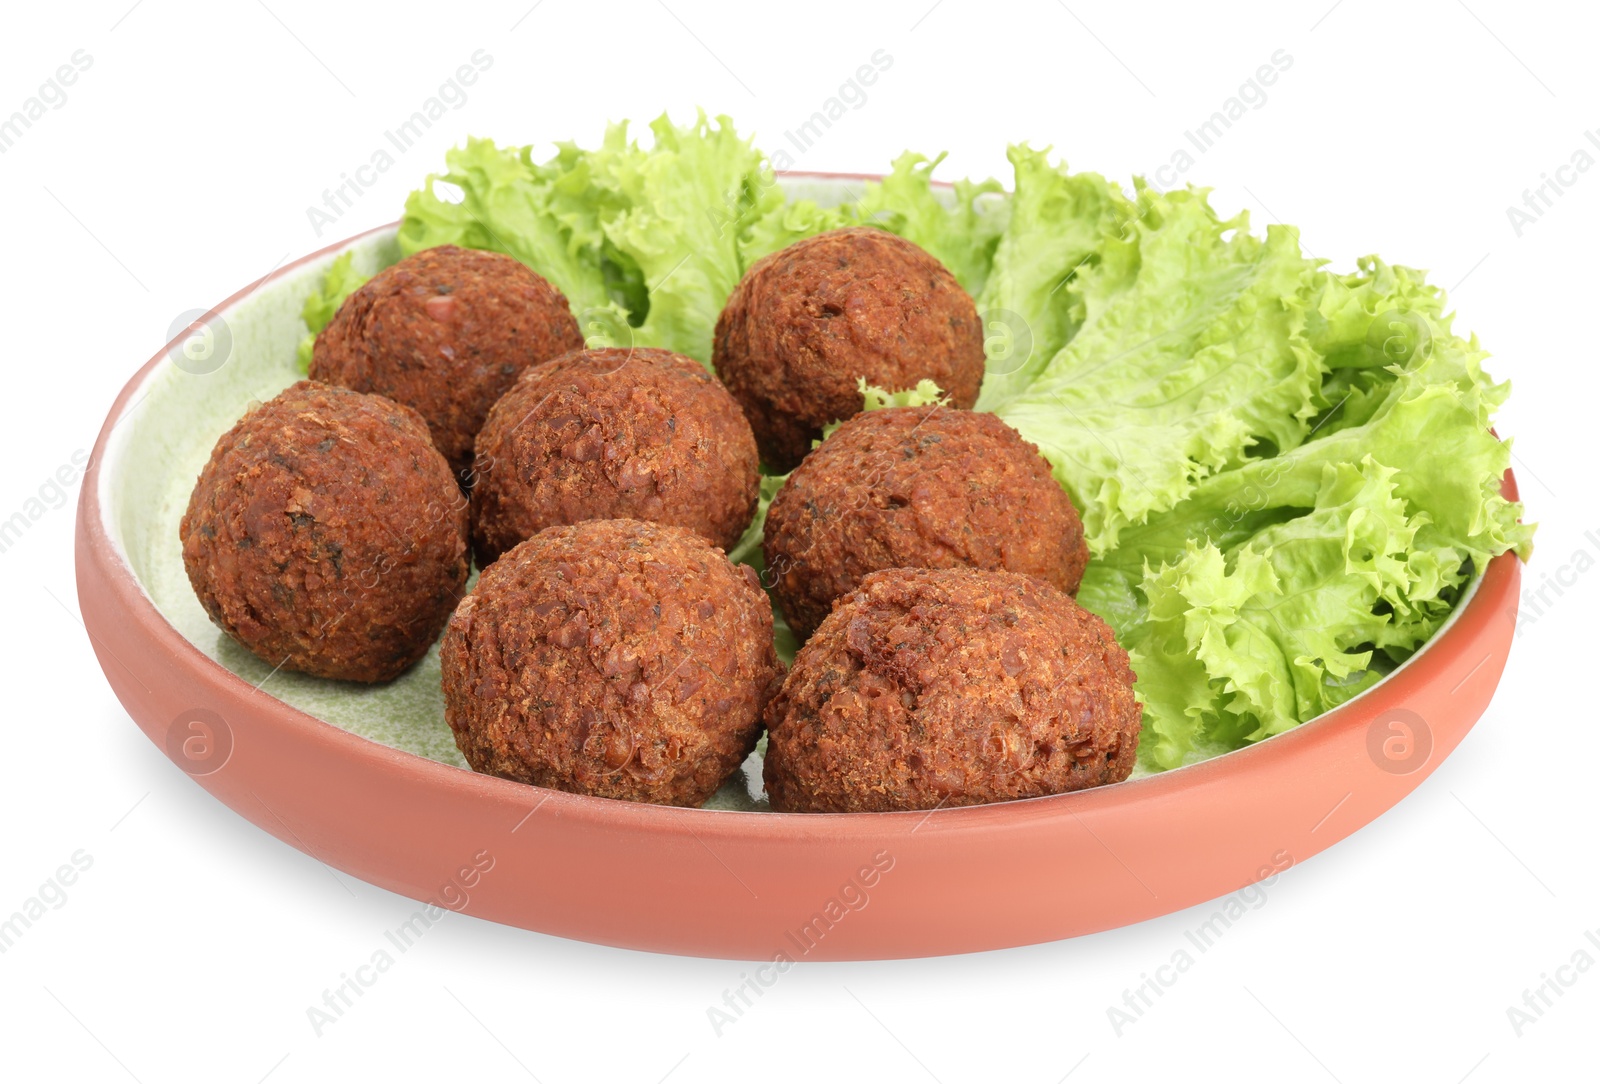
[
  {"left": 470, "top": 347, "right": 759, "bottom": 567},
  {"left": 763, "top": 567, "right": 1140, "bottom": 813},
  {"left": 310, "top": 244, "right": 585, "bottom": 481},
  {"left": 441, "top": 519, "right": 781, "bottom": 806},
  {"left": 713, "top": 227, "right": 986, "bottom": 472},
  {"left": 180, "top": 380, "right": 470, "bottom": 683},
  {"left": 764, "top": 406, "right": 1089, "bottom": 640}
]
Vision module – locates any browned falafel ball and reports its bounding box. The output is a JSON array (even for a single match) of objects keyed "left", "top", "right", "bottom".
[
  {"left": 441, "top": 519, "right": 781, "bottom": 806},
  {"left": 310, "top": 244, "right": 585, "bottom": 481},
  {"left": 470, "top": 348, "right": 759, "bottom": 568},
  {"left": 713, "top": 227, "right": 986, "bottom": 472},
  {"left": 764, "top": 406, "right": 1089, "bottom": 640},
  {"left": 180, "top": 381, "right": 470, "bottom": 683},
  {"left": 763, "top": 567, "right": 1140, "bottom": 813}
]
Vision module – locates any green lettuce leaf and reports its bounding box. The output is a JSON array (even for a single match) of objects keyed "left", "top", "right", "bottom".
[
  {"left": 737, "top": 152, "right": 1007, "bottom": 306},
  {"left": 399, "top": 135, "right": 617, "bottom": 318},
  {"left": 841, "top": 152, "right": 1007, "bottom": 297},
  {"left": 596, "top": 112, "right": 786, "bottom": 364},
  {"left": 1078, "top": 286, "right": 1532, "bottom": 768},
  {"left": 989, "top": 186, "right": 1325, "bottom": 554},
  {"left": 819, "top": 377, "right": 948, "bottom": 441},
  {"left": 295, "top": 252, "right": 371, "bottom": 372},
  {"left": 974, "top": 146, "right": 1134, "bottom": 407},
  {"left": 1127, "top": 457, "right": 1460, "bottom": 767},
  {"left": 738, "top": 195, "right": 853, "bottom": 268},
  {"left": 398, "top": 113, "right": 814, "bottom": 368}
]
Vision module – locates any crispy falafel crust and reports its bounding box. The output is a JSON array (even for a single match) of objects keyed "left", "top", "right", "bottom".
[
  {"left": 180, "top": 381, "right": 470, "bottom": 684},
  {"left": 713, "top": 227, "right": 985, "bottom": 472},
  {"left": 441, "top": 519, "right": 781, "bottom": 807},
  {"left": 764, "top": 406, "right": 1090, "bottom": 639},
  {"left": 470, "top": 348, "right": 760, "bottom": 567},
  {"left": 763, "top": 567, "right": 1140, "bottom": 813},
  {"left": 310, "top": 244, "right": 585, "bottom": 480}
]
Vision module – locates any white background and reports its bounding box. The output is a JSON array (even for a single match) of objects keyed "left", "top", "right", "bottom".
[{"left": 2, "top": 1, "right": 1596, "bottom": 1080}]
